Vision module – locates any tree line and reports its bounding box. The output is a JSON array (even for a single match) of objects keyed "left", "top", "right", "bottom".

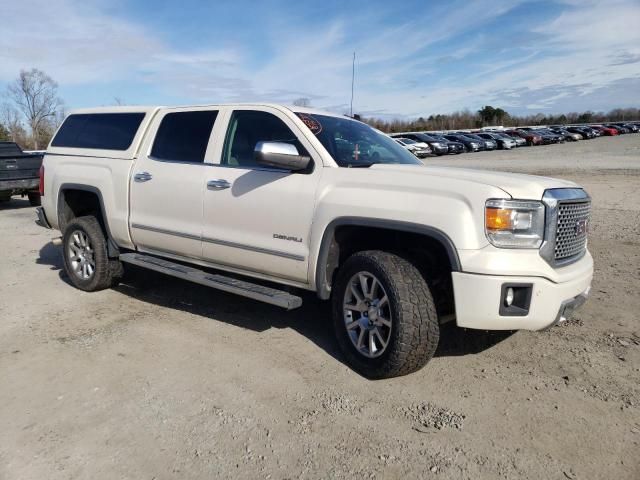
[{"left": 360, "top": 105, "right": 640, "bottom": 133}]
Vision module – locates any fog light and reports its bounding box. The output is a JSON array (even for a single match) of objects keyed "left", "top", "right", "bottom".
[
  {"left": 505, "top": 287, "right": 515, "bottom": 306},
  {"left": 499, "top": 283, "right": 533, "bottom": 316}
]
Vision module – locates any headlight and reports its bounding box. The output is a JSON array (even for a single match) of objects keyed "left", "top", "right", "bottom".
[
  {"left": 432, "top": 142, "right": 442, "bottom": 147},
  {"left": 471, "top": 142, "right": 479, "bottom": 147},
  {"left": 485, "top": 199, "right": 545, "bottom": 248}
]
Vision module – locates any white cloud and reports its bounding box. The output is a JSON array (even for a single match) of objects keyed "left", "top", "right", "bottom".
[{"left": 1, "top": 0, "right": 638, "bottom": 116}]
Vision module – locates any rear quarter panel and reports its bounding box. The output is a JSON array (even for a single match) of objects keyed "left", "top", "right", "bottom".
[{"left": 43, "top": 154, "right": 135, "bottom": 249}]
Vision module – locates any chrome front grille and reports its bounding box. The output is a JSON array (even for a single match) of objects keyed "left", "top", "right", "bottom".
[
  {"left": 555, "top": 201, "right": 591, "bottom": 261},
  {"left": 540, "top": 188, "right": 591, "bottom": 267}
]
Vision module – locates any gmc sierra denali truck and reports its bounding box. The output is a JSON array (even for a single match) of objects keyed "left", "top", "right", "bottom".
[{"left": 35, "top": 104, "right": 593, "bottom": 378}]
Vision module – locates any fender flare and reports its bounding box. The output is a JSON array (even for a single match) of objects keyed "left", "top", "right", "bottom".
[
  {"left": 57, "top": 183, "right": 120, "bottom": 256},
  {"left": 314, "top": 217, "right": 461, "bottom": 300}
]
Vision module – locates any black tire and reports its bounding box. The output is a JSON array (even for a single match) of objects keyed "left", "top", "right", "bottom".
[
  {"left": 62, "top": 215, "right": 123, "bottom": 291},
  {"left": 28, "top": 192, "right": 41, "bottom": 206},
  {"left": 332, "top": 250, "right": 439, "bottom": 379}
]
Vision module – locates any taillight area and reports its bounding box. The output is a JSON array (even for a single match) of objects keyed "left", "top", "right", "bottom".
[{"left": 39, "top": 164, "right": 45, "bottom": 196}]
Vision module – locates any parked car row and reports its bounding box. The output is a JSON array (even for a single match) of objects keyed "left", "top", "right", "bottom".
[{"left": 390, "top": 121, "right": 640, "bottom": 157}]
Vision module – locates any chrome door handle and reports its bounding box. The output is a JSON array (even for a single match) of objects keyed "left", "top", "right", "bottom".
[
  {"left": 134, "top": 172, "right": 153, "bottom": 182},
  {"left": 207, "top": 179, "right": 231, "bottom": 190}
]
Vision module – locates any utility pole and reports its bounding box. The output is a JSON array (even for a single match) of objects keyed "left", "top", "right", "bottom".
[{"left": 350, "top": 51, "right": 356, "bottom": 117}]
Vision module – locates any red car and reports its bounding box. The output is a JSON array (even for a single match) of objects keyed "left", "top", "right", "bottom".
[
  {"left": 505, "top": 129, "right": 542, "bottom": 146},
  {"left": 590, "top": 125, "right": 618, "bottom": 136}
]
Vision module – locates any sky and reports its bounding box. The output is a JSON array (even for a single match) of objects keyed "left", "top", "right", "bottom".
[{"left": 1, "top": 0, "right": 639, "bottom": 119}]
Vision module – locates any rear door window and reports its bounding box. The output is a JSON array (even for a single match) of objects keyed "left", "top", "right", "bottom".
[
  {"left": 151, "top": 110, "right": 218, "bottom": 163},
  {"left": 51, "top": 113, "right": 145, "bottom": 150}
]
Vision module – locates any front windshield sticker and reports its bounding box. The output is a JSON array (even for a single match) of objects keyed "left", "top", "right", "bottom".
[{"left": 296, "top": 113, "right": 322, "bottom": 135}]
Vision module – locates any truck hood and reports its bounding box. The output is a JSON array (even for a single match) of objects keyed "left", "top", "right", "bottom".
[{"left": 368, "top": 163, "right": 579, "bottom": 199}]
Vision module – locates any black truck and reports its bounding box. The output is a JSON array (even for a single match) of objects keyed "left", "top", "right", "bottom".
[{"left": 0, "top": 142, "right": 44, "bottom": 206}]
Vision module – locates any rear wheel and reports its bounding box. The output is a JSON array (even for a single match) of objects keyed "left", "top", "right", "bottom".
[
  {"left": 27, "top": 192, "right": 41, "bottom": 206},
  {"left": 332, "top": 250, "right": 439, "bottom": 379},
  {"left": 62, "top": 215, "right": 122, "bottom": 291}
]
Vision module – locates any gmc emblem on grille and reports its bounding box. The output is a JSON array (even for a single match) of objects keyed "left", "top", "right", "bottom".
[{"left": 575, "top": 219, "right": 588, "bottom": 235}]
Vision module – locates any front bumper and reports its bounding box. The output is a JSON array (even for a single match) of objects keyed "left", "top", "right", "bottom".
[
  {"left": 451, "top": 267, "right": 592, "bottom": 331},
  {"left": 414, "top": 150, "right": 432, "bottom": 158},
  {"left": 431, "top": 146, "right": 449, "bottom": 155}
]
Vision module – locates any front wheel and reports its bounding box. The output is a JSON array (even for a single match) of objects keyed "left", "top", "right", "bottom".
[{"left": 332, "top": 251, "right": 440, "bottom": 379}]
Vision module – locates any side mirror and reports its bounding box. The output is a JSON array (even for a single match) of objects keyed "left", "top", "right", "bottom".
[{"left": 254, "top": 141, "right": 311, "bottom": 171}]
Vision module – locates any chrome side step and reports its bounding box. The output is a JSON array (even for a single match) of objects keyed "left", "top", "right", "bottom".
[{"left": 119, "top": 253, "right": 302, "bottom": 310}]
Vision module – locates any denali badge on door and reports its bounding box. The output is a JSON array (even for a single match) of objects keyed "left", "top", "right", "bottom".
[{"left": 273, "top": 234, "right": 303, "bottom": 243}]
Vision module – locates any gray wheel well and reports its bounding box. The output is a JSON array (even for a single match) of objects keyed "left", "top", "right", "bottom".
[
  {"left": 57, "top": 186, "right": 119, "bottom": 256},
  {"left": 317, "top": 222, "right": 458, "bottom": 319}
]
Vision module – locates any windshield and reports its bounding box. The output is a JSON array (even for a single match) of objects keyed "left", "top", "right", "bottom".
[
  {"left": 464, "top": 134, "right": 483, "bottom": 141},
  {"left": 430, "top": 134, "right": 448, "bottom": 142},
  {"left": 296, "top": 113, "right": 421, "bottom": 167}
]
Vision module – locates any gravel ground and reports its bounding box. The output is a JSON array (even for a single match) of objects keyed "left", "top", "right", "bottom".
[{"left": 1, "top": 134, "right": 639, "bottom": 479}]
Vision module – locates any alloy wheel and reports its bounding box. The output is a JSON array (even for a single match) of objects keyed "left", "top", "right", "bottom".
[
  {"left": 67, "top": 230, "right": 96, "bottom": 280},
  {"left": 343, "top": 271, "right": 392, "bottom": 358}
]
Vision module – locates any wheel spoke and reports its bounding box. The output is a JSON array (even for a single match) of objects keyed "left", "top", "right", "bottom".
[
  {"left": 346, "top": 319, "right": 360, "bottom": 330},
  {"left": 374, "top": 328, "right": 387, "bottom": 348},
  {"left": 344, "top": 302, "right": 366, "bottom": 313},
  {"left": 377, "top": 316, "right": 392, "bottom": 328},
  {"left": 350, "top": 283, "right": 363, "bottom": 303},
  {"left": 368, "top": 330, "right": 376, "bottom": 354},
  {"left": 357, "top": 328, "right": 366, "bottom": 349},
  {"left": 370, "top": 277, "right": 379, "bottom": 299},
  {"left": 378, "top": 295, "right": 388, "bottom": 309},
  {"left": 359, "top": 273, "right": 370, "bottom": 299}
]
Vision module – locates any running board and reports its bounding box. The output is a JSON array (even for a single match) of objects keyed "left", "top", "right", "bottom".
[{"left": 119, "top": 253, "right": 302, "bottom": 310}]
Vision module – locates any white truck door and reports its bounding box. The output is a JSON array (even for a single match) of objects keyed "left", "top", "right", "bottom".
[
  {"left": 129, "top": 108, "right": 220, "bottom": 259},
  {"left": 201, "top": 107, "right": 322, "bottom": 284}
]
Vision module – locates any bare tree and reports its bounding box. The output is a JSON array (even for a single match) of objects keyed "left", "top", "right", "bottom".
[
  {"left": 293, "top": 97, "right": 311, "bottom": 108},
  {"left": 0, "top": 103, "right": 28, "bottom": 145},
  {"left": 7, "top": 68, "right": 63, "bottom": 149},
  {"left": 0, "top": 123, "right": 9, "bottom": 142}
]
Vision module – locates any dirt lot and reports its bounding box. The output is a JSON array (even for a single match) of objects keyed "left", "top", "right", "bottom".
[{"left": 1, "top": 135, "right": 639, "bottom": 479}]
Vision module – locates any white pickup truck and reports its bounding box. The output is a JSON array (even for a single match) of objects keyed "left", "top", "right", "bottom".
[{"left": 36, "top": 104, "right": 593, "bottom": 378}]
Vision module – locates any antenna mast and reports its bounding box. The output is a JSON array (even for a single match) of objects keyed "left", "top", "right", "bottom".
[{"left": 350, "top": 51, "right": 355, "bottom": 117}]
